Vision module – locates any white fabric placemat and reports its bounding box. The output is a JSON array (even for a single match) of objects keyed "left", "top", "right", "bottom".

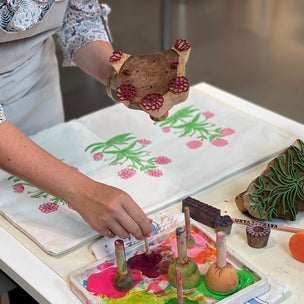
[{"left": 0, "top": 85, "right": 294, "bottom": 255}]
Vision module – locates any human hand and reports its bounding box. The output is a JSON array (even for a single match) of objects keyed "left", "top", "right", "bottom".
[{"left": 69, "top": 179, "right": 152, "bottom": 240}]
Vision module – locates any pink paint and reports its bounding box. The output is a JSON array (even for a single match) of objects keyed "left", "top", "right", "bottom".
[
  {"left": 165, "top": 233, "right": 208, "bottom": 259},
  {"left": 146, "top": 275, "right": 169, "bottom": 293},
  {"left": 176, "top": 267, "right": 183, "bottom": 304},
  {"left": 86, "top": 267, "right": 143, "bottom": 298},
  {"left": 127, "top": 252, "right": 162, "bottom": 278},
  {"left": 97, "top": 261, "right": 114, "bottom": 271}
]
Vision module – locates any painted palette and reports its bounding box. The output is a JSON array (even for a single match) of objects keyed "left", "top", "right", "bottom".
[{"left": 69, "top": 222, "right": 269, "bottom": 304}]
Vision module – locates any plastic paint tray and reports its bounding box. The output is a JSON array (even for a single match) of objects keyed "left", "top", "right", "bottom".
[{"left": 69, "top": 221, "right": 270, "bottom": 304}]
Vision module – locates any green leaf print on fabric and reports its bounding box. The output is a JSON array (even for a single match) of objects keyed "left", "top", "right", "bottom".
[
  {"left": 154, "top": 105, "right": 235, "bottom": 147},
  {"left": 85, "top": 133, "right": 171, "bottom": 179}
]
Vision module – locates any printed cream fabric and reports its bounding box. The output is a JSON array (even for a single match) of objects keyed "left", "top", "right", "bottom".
[{"left": 0, "top": 84, "right": 294, "bottom": 255}]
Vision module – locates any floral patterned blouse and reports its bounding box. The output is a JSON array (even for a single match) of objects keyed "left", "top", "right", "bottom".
[{"left": 0, "top": 0, "right": 111, "bottom": 125}]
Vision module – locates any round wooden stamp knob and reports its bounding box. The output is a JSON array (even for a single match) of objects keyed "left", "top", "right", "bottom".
[{"left": 246, "top": 222, "right": 271, "bottom": 248}]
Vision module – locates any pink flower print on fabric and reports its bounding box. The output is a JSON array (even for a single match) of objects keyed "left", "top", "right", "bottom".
[
  {"left": 220, "top": 128, "right": 235, "bottom": 136},
  {"left": 39, "top": 202, "right": 58, "bottom": 214},
  {"left": 186, "top": 140, "right": 202, "bottom": 149},
  {"left": 161, "top": 127, "right": 171, "bottom": 133},
  {"left": 155, "top": 156, "right": 171, "bottom": 165},
  {"left": 211, "top": 139, "right": 228, "bottom": 147},
  {"left": 118, "top": 168, "right": 136, "bottom": 179},
  {"left": 145, "top": 169, "right": 163, "bottom": 177},
  {"left": 93, "top": 153, "right": 103, "bottom": 161},
  {"left": 203, "top": 111, "right": 214, "bottom": 118},
  {"left": 13, "top": 183, "right": 24, "bottom": 193},
  {"left": 138, "top": 139, "right": 152, "bottom": 145}
]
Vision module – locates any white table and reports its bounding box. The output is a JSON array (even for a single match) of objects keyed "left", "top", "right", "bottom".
[{"left": 1, "top": 83, "right": 303, "bottom": 304}]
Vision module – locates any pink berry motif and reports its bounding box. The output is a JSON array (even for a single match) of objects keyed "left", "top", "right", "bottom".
[
  {"left": 155, "top": 156, "right": 171, "bottom": 165},
  {"left": 39, "top": 202, "right": 58, "bottom": 214},
  {"left": 85, "top": 133, "right": 171, "bottom": 179},
  {"left": 168, "top": 76, "right": 189, "bottom": 94},
  {"left": 203, "top": 111, "right": 214, "bottom": 118},
  {"left": 153, "top": 105, "right": 235, "bottom": 148},
  {"left": 8, "top": 166, "right": 79, "bottom": 212},
  {"left": 116, "top": 84, "right": 137, "bottom": 101},
  {"left": 138, "top": 139, "right": 152, "bottom": 145},
  {"left": 161, "top": 127, "right": 171, "bottom": 133},
  {"left": 109, "top": 50, "right": 123, "bottom": 62},
  {"left": 145, "top": 169, "right": 163, "bottom": 177},
  {"left": 93, "top": 153, "right": 103, "bottom": 161},
  {"left": 174, "top": 39, "right": 191, "bottom": 52},
  {"left": 211, "top": 139, "right": 229, "bottom": 147},
  {"left": 118, "top": 168, "right": 136, "bottom": 179},
  {"left": 13, "top": 183, "right": 24, "bottom": 193},
  {"left": 187, "top": 140, "right": 202, "bottom": 149},
  {"left": 141, "top": 93, "right": 164, "bottom": 111},
  {"left": 220, "top": 128, "right": 235, "bottom": 136}
]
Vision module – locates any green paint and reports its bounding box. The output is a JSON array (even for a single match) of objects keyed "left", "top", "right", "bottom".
[
  {"left": 249, "top": 139, "right": 304, "bottom": 220},
  {"left": 122, "top": 261, "right": 127, "bottom": 273},
  {"left": 106, "top": 290, "right": 171, "bottom": 304},
  {"left": 197, "top": 270, "right": 254, "bottom": 300},
  {"left": 164, "top": 297, "right": 199, "bottom": 304}
]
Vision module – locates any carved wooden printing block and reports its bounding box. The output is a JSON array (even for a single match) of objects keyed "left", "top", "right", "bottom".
[
  {"left": 109, "top": 39, "right": 191, "bottom": 121},
  {"left": 182, "top": 196, "right": 221, "bottom": 228},
  {"left": 236, "top": 139, "right": 304, "bottom": 221}
]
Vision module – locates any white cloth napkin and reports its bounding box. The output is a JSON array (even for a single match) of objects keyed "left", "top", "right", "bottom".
[{"left": 0, "top": 85, "right": 294, "bottom": 255}]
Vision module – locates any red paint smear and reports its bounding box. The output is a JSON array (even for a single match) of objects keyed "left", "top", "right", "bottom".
[
  {"left": 86, "top": 267, "right": 143, "bottom": 299},
  {"left": 127, "top": 252, "right": 162, "bottom": 278},
  {"left": 146, "top": 274, "right": 169, "bottom": 293}
]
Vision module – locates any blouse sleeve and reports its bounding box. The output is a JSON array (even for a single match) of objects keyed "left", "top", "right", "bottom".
[
  {"left": 0, "top": 105, "right": 7, "bottom": 124},
  {"left": 56, "top": 0, "right": 111, "bottom": 66}
]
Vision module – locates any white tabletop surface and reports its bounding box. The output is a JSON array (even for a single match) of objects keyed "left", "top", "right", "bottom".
[{"left": 1, "top": 82, "right": 304, "bottom": 304}]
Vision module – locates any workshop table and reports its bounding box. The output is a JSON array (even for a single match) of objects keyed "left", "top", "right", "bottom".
[{"left": 1, "top": 83, "right": 303, "bottom": 304}]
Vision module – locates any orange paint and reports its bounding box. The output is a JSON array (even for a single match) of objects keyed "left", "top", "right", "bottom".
[{"left": 289, "top": 230, "right": 304, "bottom": 263}]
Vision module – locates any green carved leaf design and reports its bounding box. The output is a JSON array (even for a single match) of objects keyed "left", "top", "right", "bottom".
[{"left": 249, "top": 140, "right": 304, "bottom": 221}]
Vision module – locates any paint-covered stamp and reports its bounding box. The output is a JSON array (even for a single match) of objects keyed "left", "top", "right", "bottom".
[{"left": 69, "top": 220, "right": 270, "bottom": 303}]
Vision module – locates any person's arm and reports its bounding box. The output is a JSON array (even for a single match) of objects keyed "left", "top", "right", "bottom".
[
  {"left": 73, "top": 40, "right": 119, "bottom": 86},
  {"left": 0, "top": 120, "right": 151, "bottom": 239}
]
